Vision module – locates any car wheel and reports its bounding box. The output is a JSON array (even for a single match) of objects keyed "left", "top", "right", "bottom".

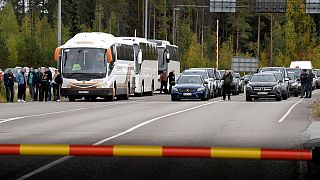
[
  {"left": 171, "top": 96, "right": 177, "bottom": 101},
  {"left": 294, "top": 91, "right": 299, "bottom": 97},
  {"left": 276, "top": 95, "right": 282, "bottom": 101},
  {"left": 246, "top": 96, "right": 252, "bottom": 101},
  {"left": 282, "top": 93, "right": 288, "bottom": 100},
  {"left": 69, "top": 96, "right": 75, "bottom": 102}
]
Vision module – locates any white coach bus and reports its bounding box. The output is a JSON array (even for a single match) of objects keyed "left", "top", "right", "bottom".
[
  {"left": 116, "top": 37, "right": 158, "bottom": 96},
  {"left": 148, "top": 40, "right": 180, "bottom": 90},
  {"left": 54, "top": 32, "right": 137, "bottom": 101}
]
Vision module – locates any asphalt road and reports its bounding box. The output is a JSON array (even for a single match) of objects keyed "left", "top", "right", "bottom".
[{"left": 0, "top": 91, "right": 320, "bottom": 179}]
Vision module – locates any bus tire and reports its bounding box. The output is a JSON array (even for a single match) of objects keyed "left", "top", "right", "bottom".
[
  {"left": 122, "top": 83, "right": 130, "bottom": 100},
  {"left": 69, "top": 96, "right": 75, "bottom": 102}
]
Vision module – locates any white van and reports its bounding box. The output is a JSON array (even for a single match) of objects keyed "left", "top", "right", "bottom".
[{"left": 290, "top": 61, "right": 312, "bottom": 70}]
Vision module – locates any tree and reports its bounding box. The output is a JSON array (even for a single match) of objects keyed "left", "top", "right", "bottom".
[{"left": 0, "top": 2, "right": 19, "bottom": 66}]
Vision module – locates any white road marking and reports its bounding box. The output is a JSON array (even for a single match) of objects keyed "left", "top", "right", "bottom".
[
  {"left": 278, "top": 99, "right": 303, "bottom": 123},
  {"left": 17, "top": 100, "right": 222, "bottom": 180}
]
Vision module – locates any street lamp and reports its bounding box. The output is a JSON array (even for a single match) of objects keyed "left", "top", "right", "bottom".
[{"left": 172, "top": 8, "right": 180, "bottom": 45}]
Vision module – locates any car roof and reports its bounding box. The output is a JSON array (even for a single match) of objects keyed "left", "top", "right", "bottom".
[
  {"left": 180, "top": 74, "right": 202, "bottom": 77},
  {"left": 184, "top": 69, "right": 207, "bottom": 72}
]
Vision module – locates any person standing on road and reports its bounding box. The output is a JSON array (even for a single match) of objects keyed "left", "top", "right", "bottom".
[
  {"left": 306, "top": 70, "right": 314, "bottom": 98},
  {"left": 52, "top": 69, "right": 63, "bottom": 102},
  {"left": 16, "top": 68, "right": 27, "bottom": 102},
  {"left": 27, "top": 67, "right": 37, "bottom": 101},
  {"left": 222, "top": 69, "right": 233, "bottom": 101},
  {"left": 35, "top": 67, "right": 43, "bottom": 101},
  {"left": 168, "top": 70, "right": 175, "bottom": 93},
  {"left": 300, "top": 69, "right": 308, "bottom": 98},
  {"left": 41, "top": 67, "right": 52, "bottom": 101},
  {"left": 4, "top": 70, "right": 14, "bottom": 102},
  {"left": 160, "top": 71, "right": 168, "bottom": 94}
]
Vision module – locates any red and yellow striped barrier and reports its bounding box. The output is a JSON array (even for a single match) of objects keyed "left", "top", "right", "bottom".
[{"left": 0, "top": 144, "right": 318, "bottom": 162}]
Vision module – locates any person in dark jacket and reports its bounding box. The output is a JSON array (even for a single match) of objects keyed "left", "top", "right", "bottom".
[
  {"left": 52, "top": 69, "right": 63, "bottom": 102},
  {"left": 222, "top": 69, "right": 233, "bottom": 101},
  {"left": 41, "top": 67, "right": 52, "bottom": 101},
  {"left": 27, "top": 67, "right": 37, "bottom": 101},
  {"left": 306, "top": 70, "right": 314, "bottom": 98},
  {"left": 168, "top": 70, "right": 175, "bottom": 93},
  {"left": 300, "top": 69, "right": 308, "bottom": 98},
  {"left": 4, "top": 70, "right": 15, "bottom": 102},
  {"left": 34, "top": 67, "right": 43, "bottom": 101}
]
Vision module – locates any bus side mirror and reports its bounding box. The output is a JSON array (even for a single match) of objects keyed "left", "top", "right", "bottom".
[
  {"left": 138, "top": 50, "right": 142, "bottom": 64},
  {"left": 54, "top": 47, "right": 61, "bottom": 61},
  {"left": 106, "top": 48, "right": 112, "bottom": 63}
]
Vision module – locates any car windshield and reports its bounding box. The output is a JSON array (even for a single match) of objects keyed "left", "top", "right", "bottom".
[
  {"left": 250, "top": 75, "right": 277, "bottom": 82},
  {"left": 274, "top": 73, "right": 283, "bottom": 81},
  {"left": 288, "top": 73, "right": 295, "bottom": 80},
  {"left": 183, "top": 71, "right": 208, "bottom": 79},
  {"left": 287, "top": 68, "right": 301, "bottom": 78},
  {"left": 177, "top": 76, "right": 203, "bottom": 84}
]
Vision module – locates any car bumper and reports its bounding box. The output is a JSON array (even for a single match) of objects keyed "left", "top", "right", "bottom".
[
  {"left": 171, "top": 91, "right": 206, "bottom": 99},
  {"left": 246, "top": 90, "right": 281, "bottom": 98}
]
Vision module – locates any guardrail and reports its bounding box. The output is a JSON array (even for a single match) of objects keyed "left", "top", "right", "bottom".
[{"left": 0, "top": 144, "right": 319, "bottom": 163}]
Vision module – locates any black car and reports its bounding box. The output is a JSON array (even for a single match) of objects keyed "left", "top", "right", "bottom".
[
  {"left": 246, "top": 73, "right": 282, "bottom": 101},
  {"left": 288, "top": 72, "right": 299, "bottom": 97},
  {"left": 171, "top": 75, "right": 210, "bottom": 101}
]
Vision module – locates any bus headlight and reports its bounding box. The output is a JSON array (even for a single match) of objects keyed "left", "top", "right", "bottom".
[
  {"left": 62, "top": 83, "right": 71, "bottom": 88},
  {"left": 96, "top": 83, "right": 107, "bottom": 88}
]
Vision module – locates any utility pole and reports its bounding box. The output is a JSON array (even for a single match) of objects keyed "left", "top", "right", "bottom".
[
  {"left": 270, "top": 14, "right": 273, "bottom": 66},
  {"left": 144, "top": 0, "right": 148, "bottom": 39},
  {"left": 257, "top": 15, "right": 260, "bottom": 59},
  {"left": 58, "top": 0, "right": 61, "bottom": 46},
  {"left": 216, "top": 19, "right": 219, "bottom": 69},
  {"left": 173, "top": 8, "right": 180, "bottom": 45}
]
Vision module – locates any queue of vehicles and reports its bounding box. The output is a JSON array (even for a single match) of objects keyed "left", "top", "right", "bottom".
[
  {"left": 246, "top": 61, "right": 316, "bottom": 101},
  {"left": 170, "top": 68, "right": 245, "bottom": 101}
]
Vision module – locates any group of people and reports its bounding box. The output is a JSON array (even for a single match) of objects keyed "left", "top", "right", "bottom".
[
  {"left": 2, "top": 67, "right": 63, "bottom": 103},
  {"left": 159, "top": 70, "right": 176, "bottom": 94},
  {"left": 300, "top": 69, "right": 314, "bottom": 98}
]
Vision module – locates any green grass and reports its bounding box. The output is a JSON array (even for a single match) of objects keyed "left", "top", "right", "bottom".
[
  {"left": 312, "top": 101, "right": 320, "bottom": 117},
  {"left": 0, "top": 83, "right": 32, "bottom": 103}
]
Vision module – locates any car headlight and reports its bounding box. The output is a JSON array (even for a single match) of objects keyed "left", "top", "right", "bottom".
[
  {"left": 246, "top": 85, "right": 252, "bottom": 90},
  {"left": 172, "top": 87, "right": 178, "bottom": 92},
  {"left": 291, "top": 82, "right": 298, "bottom": 87},
  {"left": 197, "top": 87, "right": 205, "bottom": 92}
]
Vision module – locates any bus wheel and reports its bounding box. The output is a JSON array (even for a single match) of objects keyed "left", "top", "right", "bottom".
[
  {"left": 122, "top": 83, "right": 130, "bottom": 100},
  {"left": 69, "top": 96, "right": 75, "bottom": 102}
]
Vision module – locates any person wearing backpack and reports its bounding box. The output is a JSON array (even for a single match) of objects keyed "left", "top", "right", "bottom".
[
  {"left": 222, "top": 69, "right": 233, "bottom": 101},
  {"left": 300, "top": 69, "right": 308, "bottom": 98}
]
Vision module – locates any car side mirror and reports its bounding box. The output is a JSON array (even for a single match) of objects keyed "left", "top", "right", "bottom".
[
  {"left": 241, "top": 77, "right": 244, "bottom": 80},
  {"left": 285, "top": 78, "right": 289, "bottom": 81}
]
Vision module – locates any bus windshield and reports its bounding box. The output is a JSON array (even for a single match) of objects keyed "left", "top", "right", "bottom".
[{"left": 62, "top": 48, "right": 107, "bottom": 78}]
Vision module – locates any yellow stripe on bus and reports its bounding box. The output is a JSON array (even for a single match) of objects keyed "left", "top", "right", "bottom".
[
  {"left": 211, "top": 147, "right": 261, "bottom": 159},
  {"left": 113, "top": 145, "right": 162, "bottom": 157},
  {"left": 20, "top": 144, "right": 69, "bottom": 155}
]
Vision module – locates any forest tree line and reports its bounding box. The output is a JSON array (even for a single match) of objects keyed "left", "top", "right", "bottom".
[{"left": 1, "top": 0, "right": 320, "bottom": 71}]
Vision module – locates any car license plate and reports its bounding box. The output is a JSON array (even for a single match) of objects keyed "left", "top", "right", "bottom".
[
  {"left": 78, "top": 91, "right": 89, "bottom": 94},
  {"left": 183, "top": 93, "right": 192, "bottom": 96},
  {"left": 257, "top": 92, "right": 268, "bottom": 95}
]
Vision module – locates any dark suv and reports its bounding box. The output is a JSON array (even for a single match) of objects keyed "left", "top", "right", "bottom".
[{"left": 246, "top": 73, "right": 282, "bottom": 101}]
